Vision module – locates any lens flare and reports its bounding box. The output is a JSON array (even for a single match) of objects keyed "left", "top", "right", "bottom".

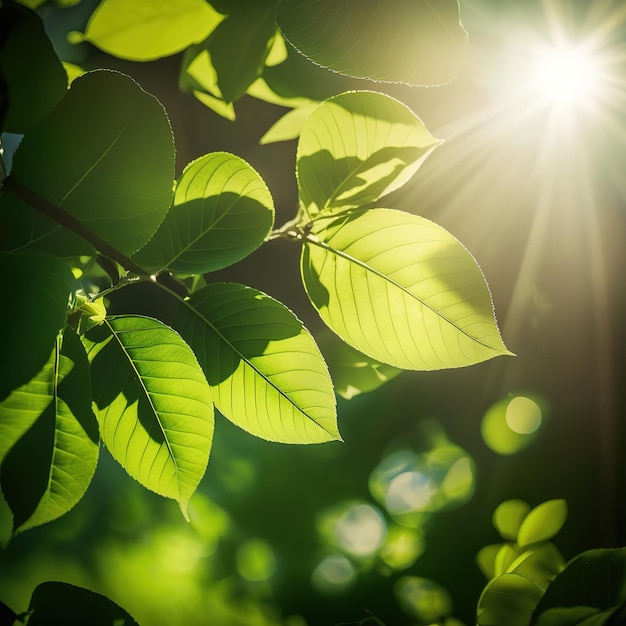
[{"left": 530, "top": 45, "right": 599, "bottom": 108}]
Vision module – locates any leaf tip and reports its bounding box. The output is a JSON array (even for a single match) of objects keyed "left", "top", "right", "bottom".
[{"left": 178, "top": 499, "right": 190, "bottom": 523}]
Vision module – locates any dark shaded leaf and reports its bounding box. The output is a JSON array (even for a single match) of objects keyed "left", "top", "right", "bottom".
[
  {"left": 277, "top": 0, "right": 468, "bottom": 86},
  {"left": 2, "top": 70, "right": 175, "bottom": 257},
  {"left": 0, "top": 251, "right": 74, "bottom": 401},
  {"left": 0, "top": 3, "right": 67, "bottom": 133},
  {"left": 28, "top": 581, "right": 139, "bottom": 626}
]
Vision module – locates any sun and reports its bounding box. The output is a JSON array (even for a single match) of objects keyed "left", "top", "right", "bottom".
[{"left": 529, "top": 44, "right": 600, "bottom": 109}]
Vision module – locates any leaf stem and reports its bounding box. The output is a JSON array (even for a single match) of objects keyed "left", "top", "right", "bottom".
[{"left": 3, "top": 176, "right": 149, "bottom": 276}]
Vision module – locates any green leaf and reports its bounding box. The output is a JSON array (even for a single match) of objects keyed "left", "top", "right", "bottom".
[
  {"left": 493, "top": 499, "right": 531, "bottom": 541},
  {"left": 301, "top": 209, "right": 513, "bottom": 370},
  {"left": 476, "top": 544, "right": 503, "bottom": 580},
  {"left": 133, "top": 152, "right": 274, "bottom": 274},
  {"left": 533, "top": 607, "right": 621, "bottom": 626},
  {"left": 83, "top": 0, "right": 224, "bottom": 61},
  {"left": 517, "top": 500, "right": 568, "bottom": 549},
  {"left": 494, "top": 543, "right": 524, "bottom": 577},
  {"left": 0, "top": 3, "right": 67, "bottom": 133},
  {"left": 257, "top": 35, "right": 351, "bottom": 105},
  {"left": 296, "top": 91, "right": 441, "bottom": 219},
  {"left": 315, "top": 329, "right": 401, "bottom": 399},
  {"left": 259, "top": 103, "right": 319, "bottom": 145},
  {"left": 209, "top": 1, "right": 280, "bottom": 103},
  {"left": 477, "top": 573, "right": 545, "bottom": 626},
  {"left": 173, "top": 282, "right": 340, "bottom": 444},
  {"left": 531, "top": 548, "right": 626, "bottom": 625},
  {"left": 2, "top": 70, "right": 175, "bottom": 257},
  {"left": 28, "top": 581, "right": 139, "bottom": 626},
  {"left": 82, "top": 315, "right": 214, "bottom": 518},
  {"left": 0, "top": 251, "right": 74, "bottom": 401},
  {"left": 277, "top": 0, "right": 467, "bottom": 86},
  {"left": 510, "top": 544, "right": 566, "bottom": 590},
  {"left": 0, "top": 327, "right": 99, "bottom": 533}
]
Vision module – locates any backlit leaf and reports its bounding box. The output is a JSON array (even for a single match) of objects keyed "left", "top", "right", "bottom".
[
  {"left": 82, "top": 315, "right": 214, "bottom": 518},
  {"left": 259, "top": 103, "right": 319, "bottom": 144},
  {"left": 493, "top": 499, "right": 531, "bottom": 541},
  {"left": 173, "top": 282, "right": 340, "bottom": 444},
  {"left": 477, "top": 544, "right": 502, "bottom": 580},
  {"left": 28, "top": 581, "right": 139, "bottom": 626},
  {"left": 0, "top": 328, "right": 99, "bottom": 533},
  {"left": 277, "top": 0, "right": 467, "bottom": 86},
  {"left": 477, "top": 573, "right": 544, "bottom": 626},
  {"left": 2, "top": 70, "right": 175, "bottom": 257},
  {"left": 0, "top": 3, "right": 67, "bottom": 134},
  {"left": 0, "top": 251, "right": 74, "bottom": 401},
  {"left": 84, "top": 0, "right": 224, "bottom": 61},
  {"left": 133, "top": 153, "right": 274, "bottom": 274},
  {"left": 517, "top": 500, "right": 568, "bottom": 549},
  {"left": 301, "top": 209, "right": 512, "bottom": 370},
  {"left": 297, "top": 91, "right": 441, "bottom": 219}
]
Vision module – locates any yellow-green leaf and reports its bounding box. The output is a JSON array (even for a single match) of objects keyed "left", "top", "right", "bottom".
[
  {"left": 82, "top": 315, "right": 214, "bottom": 518},
  {"left": 301, "top": 209, "right": 513, "bottom": 370},
  {"left": 493, "top": 499, "right": 531, "bottom": 541},
  {"left": 517, "top": 499, "right": 568, "bottom": 549},
  {"left": 133, "top": 153, "right": 274, "bottom": 274},
  {"left": 296, "top": 91, "right": 441, "bottom": 219},
  {"left": 173, "top": 283, "right": 340, "bottom": 444},
  {"left": 0, "top": 328, "right": 99, "bottom": 533},
  {"left": 84, "top": 0, "right": 224, "bottom": 61}
]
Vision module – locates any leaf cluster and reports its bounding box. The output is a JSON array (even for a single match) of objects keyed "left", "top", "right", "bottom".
[{"left": 0, "top": 0, "right": 511, "bottom": 538}]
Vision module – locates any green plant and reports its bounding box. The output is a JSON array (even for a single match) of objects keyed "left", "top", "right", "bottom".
[
  {"left": 476, "top": 500, "right": 626, "bottom": 626},
  {"left": 0, "top": 0, "right": 510, "bottom": 536}
]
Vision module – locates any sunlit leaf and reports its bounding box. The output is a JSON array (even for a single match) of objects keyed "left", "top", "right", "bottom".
[
  {"left": 173, "top": 282, "right": 340, "bottom": 444},
  {"left": 477, "top": 573, "right": 544, "bottom": 626},
  {"left": 530, "top": 548, "right": 626, "bottom": 625},
  {"left": 61, "top": 62, "right": 85, "bottom": 84},
  {"left": 517, "top": 500, "right": 568, "bottom": 549},
  {"left": 494, "top": 543, "right": 523, "bottom": 577},
  {"left": 28, "top": 581, "right": 139, "bottom": 626},
  {"left": 297, "top": 91, "right": 441, "bottom": 219},
  {"left": 477, "top": 544, "right": 502, "bottom": 580},
  {"left": 0, "top": 3, "right": 67, "bottom": 134},
  {"left": 510, "top": 544, "right": 566, "bottom": 590},
  {"left": 193, "top": 89, "right": 237, "bottom": 121},
  {"left": 133, "top": 153, "right": 274, "bottom": 274},
  {"left": 84, "top": 0, "right": 224, "bottom": 61},
  {"left": 0, "top": 328, "right": 99, "bottom": 533},
  {"left": 315, "top": 329, "right": 401, "bottom": 399},
  {"left": 277, "top": 0, "right": 468, "bottom": 86},
  {"left": 0, "top": 251, "right": 74, "bottom": 401},
  {"left": 82, "top": 315, "right": 214, "bottom": 518},
  {"left": 493, "top": 499, "right": 531, "bottom": 541},
  {"left": 259, "top": 103, "right": 319, "bottom": 145},
  {"left": 2, "top": 70, "right": 175, "bottom": 257},
  {"left": 301, "top": 208, "right": 512, "bottom": 370}
]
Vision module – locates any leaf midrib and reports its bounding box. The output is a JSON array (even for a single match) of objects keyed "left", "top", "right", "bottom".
[
  {"left": 179, "top": 292, "right": 337, "bottom": 440},
  {"left": 103, "top": 318, "right": 180, "bottom": 489},
  {"left": 305, "top": 232, "right": 501, "bottom": 353}
]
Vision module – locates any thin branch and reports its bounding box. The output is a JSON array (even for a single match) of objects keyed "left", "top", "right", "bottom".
[{"left": 3, "top": 176, "right": 149, "bottom": 276}]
